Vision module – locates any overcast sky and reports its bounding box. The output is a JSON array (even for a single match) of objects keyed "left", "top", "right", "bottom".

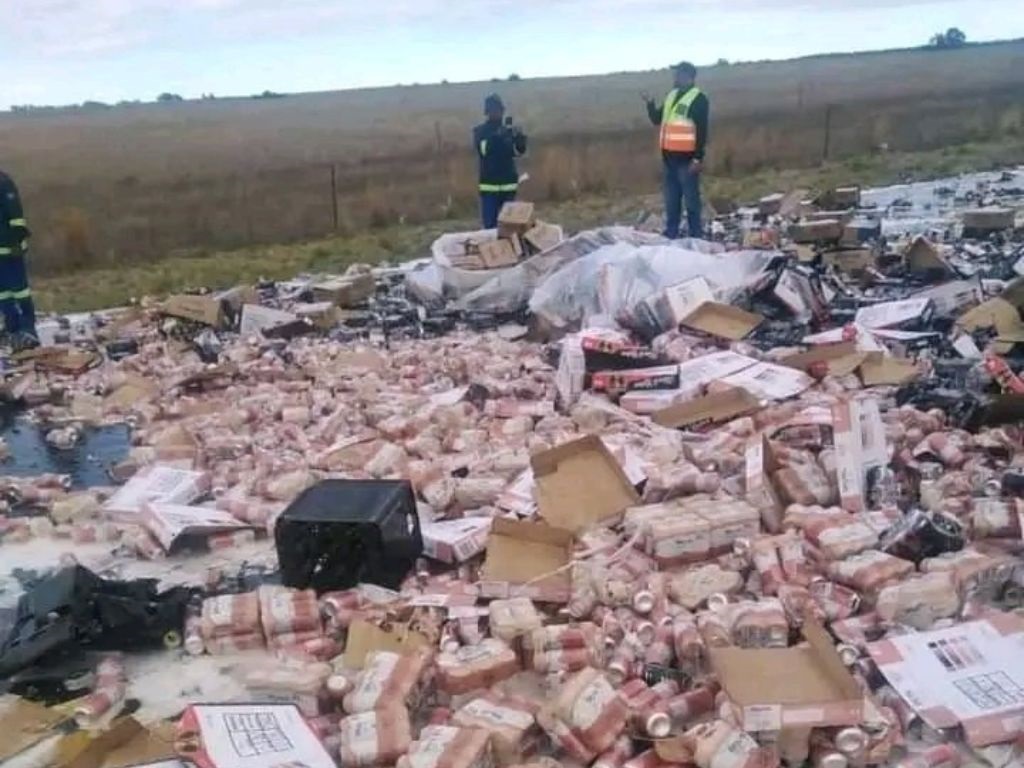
[{"left": 3, "top": 0, "right": 1023, "bottom": 108}]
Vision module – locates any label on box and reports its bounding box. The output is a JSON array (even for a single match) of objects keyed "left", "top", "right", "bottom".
[
  {"left": 722, "top": 362, "right": 812, "bottom": 400},
  {"left": 179, "top": 704, "right": 335, "bottom": 768},
  {"left": 743, "top": 704, "right": 783, "bottom": 732}
]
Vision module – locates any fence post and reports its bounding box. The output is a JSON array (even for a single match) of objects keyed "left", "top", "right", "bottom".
[
  {"left": 822, "top": 104, "right": 834, "bottom": 163},
  {"left": 329, "top": 164, "right": 339, "bottom": 233}
]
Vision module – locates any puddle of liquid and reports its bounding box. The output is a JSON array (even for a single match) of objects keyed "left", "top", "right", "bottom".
[{"left": 0, "top": 407, "right": 130, "bottom": 490}]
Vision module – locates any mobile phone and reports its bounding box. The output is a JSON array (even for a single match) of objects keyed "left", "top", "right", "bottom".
[{"left": 504, "top": 116, "right": 513, "bottom": 127}]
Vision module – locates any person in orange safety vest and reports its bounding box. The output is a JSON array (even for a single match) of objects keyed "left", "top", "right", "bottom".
[{"left": 643, "top": 62, "right": 710, "bottom": 240}]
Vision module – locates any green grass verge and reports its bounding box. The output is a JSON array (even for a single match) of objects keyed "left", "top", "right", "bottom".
[{"left": 35, "top": 135, "right": 1024, "bottom": 313}]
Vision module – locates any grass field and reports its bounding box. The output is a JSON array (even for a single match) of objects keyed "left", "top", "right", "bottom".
[
  {"left": 3, "top": 39, "right": 1024, "bottom": 279},
  {"left": 33, "top": 134, "right": 1024, "bottom": 313}
]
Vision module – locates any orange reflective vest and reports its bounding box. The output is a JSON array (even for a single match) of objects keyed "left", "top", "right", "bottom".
[{"left": 659, "top": 87, "right": 702, "bottom": 153}]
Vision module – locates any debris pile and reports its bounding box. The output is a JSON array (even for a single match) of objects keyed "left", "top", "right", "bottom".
[{"left": 1, "top": 168, "right": 1024, "bottom": 768}]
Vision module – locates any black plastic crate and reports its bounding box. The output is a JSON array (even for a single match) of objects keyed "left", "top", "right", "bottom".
[{"left": 274, "top": 479, "right": 423, "bottom": 593}]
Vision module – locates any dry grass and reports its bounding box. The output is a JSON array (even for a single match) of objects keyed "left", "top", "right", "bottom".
[
  {"left": 32, "top": 134, "right": 1024, "bottom": 314},
  {"left": 3, "top": 40, "right": 1023, "bottom": 275}
]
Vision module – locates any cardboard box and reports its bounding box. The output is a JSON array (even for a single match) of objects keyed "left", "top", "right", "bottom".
[
  {"left": 823, "top": 248, "right": 875, "bottom": 274},
  {"left": 311, "top": 273, "right": 374, "bottom": 307},
  {"left": 789, "top": 219, "right": 843, "bottom": 244},
  {"left": 294, "top": 301, "right": 339, "bottom": 330},
  {"left": 239, "top": 304, "right": 298, "bottom": 335},
  {"left": 420, "top": 517, "right": 493, "bottom": 564},
  {"left": 523, "top": 222, "right": 563, "bottom": 254},
  {"left": 531, "top": 435, "right": 640, "bottom": 532},
  {"left": 814, "top": 185, "right": 860, "bottom": 210},
  {"left": 477, "top": 238, "right": 520, "bottom": 269},
  {"left": 162, "top": 294, "right": 224, "bottom": 327},
  {"left": 54, "top": 717, "right": 178, "bottom": 768},
  {"left": 176, "top": 704, "right": 336, "bottom": 768},
  {"left": 868, "top": 613, "right": 1024, "bottom": 746},
  {"left": 480, "top": 518, "right": 573, "bottom": 602},
  {"left": 721, "top": 362, "right": 814, "bottom": 401},
  {"left": 831, "top": 398, "right": 886, "bottom": 513},
  {"left": 710, "top": 618, "right": 864, "bottom": 731},
  {"left": 681, "top": 302, "right": 763, "bottom": 341},
  {"left": 653, "top": 387, "right": 761, "bottom": 430},
  {"left": 916, "top": 279, "right": 983, "bottom": 318},
  {"left": 840, "top": 220, "right": 880, "bottom": 247},
  {"left": 497, "top": 202, "right": 536, "bottom": 238},
  {"left": 104, "top": 465, "right": 210, "bottom": 521},
  {"left": 653, "top": 277, "right": 715, "bottom": 329},
  {"left": 962, "top": 207, "right": 1014, "bottom": 233},
  {"left": 590, "top": 365, "right": 681, "bottom": 396},
  {"left": 759, "top": 193, "right": 785, "bottom": 216},
  {"left": 143, "top": 503, "right": 249, "bottom": 551},
  {"left": 854, "top": 298, "right": 933, "bottom": 330}
]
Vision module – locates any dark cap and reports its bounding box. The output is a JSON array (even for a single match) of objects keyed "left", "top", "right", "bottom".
[
  {"left": 484, "top": 93, "right": 505, "bottom": 113},
  {"left": 672, "top": 61, "right": 697, "bottom": 78}
]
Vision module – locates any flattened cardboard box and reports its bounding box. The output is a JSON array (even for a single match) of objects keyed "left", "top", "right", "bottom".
[
  {"left": 710, "top": 618, "right": 864, "bottom": 731},
  {"left": 176, "top": 703, "right": 336, "bottom": 768},
  {"left": 681, "top": 302, "right": 763, "bottom": 341},
  {"left": 480, "top": 517, "right": 573, "bottom": 602},
  {"left": 867, "top": 613, "right": 1024, "bottom": 746},
  {"left": 531, "top": 434, "right": 640, "bottom": 532},
  {"left": 653, "top": 387, "right": 761, "bottom": 431},
  {"left": 781, "top": 341, "right": 867, "bottom": 378},
  {"left": 0, "top": 695, "right": 64, "bottom": 762}
]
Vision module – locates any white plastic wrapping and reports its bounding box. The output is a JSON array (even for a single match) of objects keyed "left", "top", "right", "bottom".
[{"left": 529, "top": 242, "right": 781, "bottom": 334}]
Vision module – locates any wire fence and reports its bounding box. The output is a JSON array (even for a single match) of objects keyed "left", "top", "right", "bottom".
[{"left": 24, "top": 85, "right": 1024, "bottom": 276}]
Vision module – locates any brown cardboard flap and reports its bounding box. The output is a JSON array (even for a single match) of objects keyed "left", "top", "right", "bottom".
[
  {"left": 781, "top": 342, "right": 867, "bottom": 377},
  {"left": 709, "top": 618, "right": 863, "bottom": 729},
  {"left": 482, "top": 518, "right": 573, "bottom": 593},
  {"left": 55, "top": 717, "right": 152, "bottom": 768},
  {"left": 904, "top": 236, "right": 952, "bottom": 275},
  {"left": 343, "top": 619, "right": 430, "bottom": 669},
  {"left": 652, "top": 388, "right": 761, "bottom": 430},
  {"left": 0, "top": 695, "right": 64, "bottom": 762},
  {"left": 958, "top": 297, "right": 1022, "bottom": 333},
  {"left": 530, "top": 435, "right": 640, "bottom": 532},
  {"left": 654, "top": 736, "right": 695, "bottom": 764},
  {"left": 858, "top": 353, "right": 920, "bottom": 386},
  {"left": 681, "top": 302, "right": 763, "bottom": 341}
]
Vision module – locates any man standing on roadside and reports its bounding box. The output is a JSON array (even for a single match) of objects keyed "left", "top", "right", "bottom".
[
  {"left": 474, "top": 93, "right": 528, "bottom": 229},
  {"left": 0, "top": 169, "right": 37, "bottom": 348},
  {"left": 643, "top": 62, "right": 710, "bottom": 239}
]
